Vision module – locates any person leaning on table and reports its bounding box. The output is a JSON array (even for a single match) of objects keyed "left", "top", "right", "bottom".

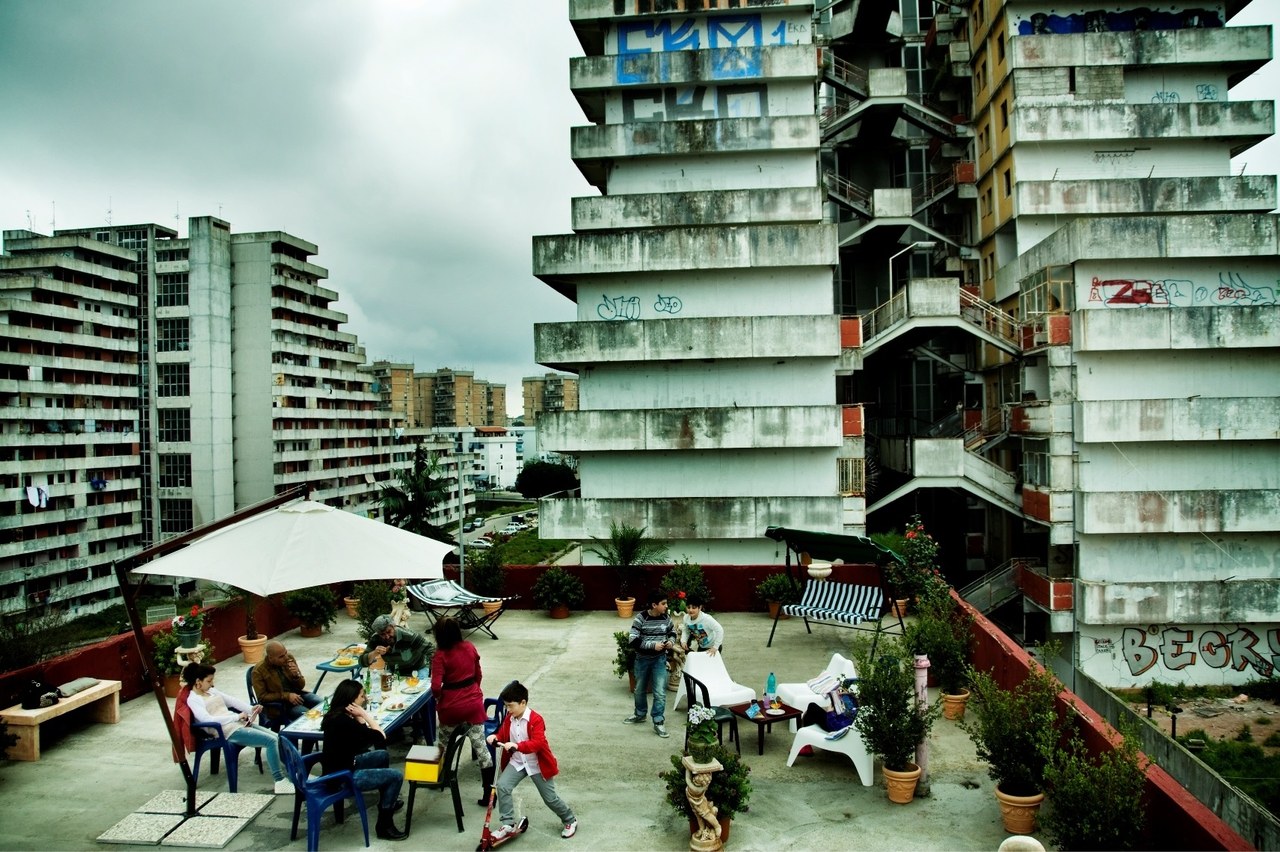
[{"left": 359, "top": 614, "right": 431, "bottom": 676}]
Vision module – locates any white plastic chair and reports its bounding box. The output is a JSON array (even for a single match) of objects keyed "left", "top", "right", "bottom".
[
  {"left": 672, "top": 652, "right": 756, "bottom": 711},
  {"left": 776, "top": 652, "right": 856, "bottom": 732},
  {"left": 785, "top": 723, "right": 874, "bottom": 786}
]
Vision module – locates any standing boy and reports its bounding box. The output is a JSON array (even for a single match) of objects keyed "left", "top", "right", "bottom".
[
  {"left": 487, "top": 680, "right": 578, "bottom": 840},
  {"left": 668, "top": 595, "right": 725, "bottom": 690},
  {"left": 623, "top": 589, "right": 676, "bottom": 737}
]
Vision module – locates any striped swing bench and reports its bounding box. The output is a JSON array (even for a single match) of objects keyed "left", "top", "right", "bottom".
[{"left": 770, "top": 579, "right": 903, "bottom": 657}]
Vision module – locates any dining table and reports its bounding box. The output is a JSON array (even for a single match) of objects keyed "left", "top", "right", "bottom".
[{"left": 281, "top": 677, "right": 437, "bottom": 751}]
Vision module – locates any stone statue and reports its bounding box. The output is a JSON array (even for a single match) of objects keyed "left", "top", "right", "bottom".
[{"left": 682, "top": 754, "right": 723, "bottom": 852}]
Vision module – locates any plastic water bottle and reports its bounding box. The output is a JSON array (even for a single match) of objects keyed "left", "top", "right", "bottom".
[{"left": 765, "top": 672, "right": 776, "bottom": 705}]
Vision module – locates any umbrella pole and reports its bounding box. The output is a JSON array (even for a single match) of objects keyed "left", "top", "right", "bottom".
[{"left": 114, "top": 559, "right": 200, "bottom": 818}]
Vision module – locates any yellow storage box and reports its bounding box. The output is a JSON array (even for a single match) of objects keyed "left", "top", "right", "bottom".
[{"left": 405, "top": 744, "right": 442, "bottom": 783}]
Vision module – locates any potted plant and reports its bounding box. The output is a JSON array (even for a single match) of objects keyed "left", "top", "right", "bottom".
[
  {"left": 352, "top": 579, "right": 395, "bottom": 642},
  {"left": 585, "top": 520, "right": 669, "bottom": 618},
  {"left": 209, "top": 584, "right": 268, "bottom": 663},
  {"left": 882, "top": 515, "right": 942, "bottom": 609},
  {"left": 1040, "top": 722, "right": 1147, "bottom": 850},
  {"left": 170, "top": 604, "right": 206, "bottom": 647},
  {"left": 903, "top": 593, "right": 973, "bottom": 719},
  {"left": 531, "top": 566, "right": 585, "bottom": 618},
  {"left": 282, "top": 585, "right": 338, "bottom": 637},
  {"left": 150, "top": 628, "right": 185, "bottom": 697},
  {"left": 961, "top": 651, "right": 1063, "bottom": 833},
  {"left": 660, "top": 741, "right": 752, "bottom": 843},
  {"left": 851, "top": 635, "right": 940, "bottom": 803},
  {"left": 755, "top": 573, "right": 799, "bottom": 619},
  {"left": 468, "top": 544, "right": 507, "bottom": 615},
  {"left": 658, "top": 558, "right": 711, "bottom": 615},
  {"left": 343, "top": 588, "right": 360, "bottom": 619},
  {"left": 613, "top": 630, "right": 637, "bottom": 692}
]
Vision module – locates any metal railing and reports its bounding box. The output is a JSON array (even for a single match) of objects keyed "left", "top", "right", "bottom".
[
  {"left": 822, "top": 171, "right": 873, "bottom": 214},
  {"left": 818, "top": 47, "right": 868, "bottom": 94},
  {"left": 837, "top": 457, "right": 865, "bottom": 496},
  {"left": 959, "top": 289, "right": 1021, "bottom": 345},
  {"left": 859, "top": 290, "right": 909, "bottom": 343}
]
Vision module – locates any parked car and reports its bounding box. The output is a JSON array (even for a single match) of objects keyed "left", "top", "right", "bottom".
[{"left": 469, "top": 539, "right": 493, "bottom": 549}]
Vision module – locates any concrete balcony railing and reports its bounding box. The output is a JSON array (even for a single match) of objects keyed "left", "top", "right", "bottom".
[
  {"left": 1015, "top": 175, "right": 1277, "bottom": 218},
  {"left": 570, "top": 186, "right": 824, "bottom": 230},
  {"left": 538, "top": 495, "right": 842, "bottom": 540},
  {"left": 1076, "top": 304, "right": 1279, "bottom": 351},
  {"left": 1010, "top": 25, "right": 1272, "bottom": 77},
  {"left": 1076, "top": 396, "right": 1280, "bottom": 442},
  {"left": 1009, "top": 399, "right": 1070, "bottom": 435},
  {"left": 534, "top": 314, "right": 840, "bottom": 368},
  {"left": 1014, "top": 561, "right": 1074, "bottom": 632},
  {"left": 538, "top": 404, "right": 842, "bottom": 453},
  {"left": 1013, "top": 100, "right": 1274, "bottom": 147},
  {"left": 1079, "top": 489, "right": 1280, "bottom": 534}
]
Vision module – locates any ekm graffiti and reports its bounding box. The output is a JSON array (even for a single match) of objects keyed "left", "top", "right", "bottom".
[
  {"left": 598, "top": 293, "right": 684, "bottom": 321},
  {"left": 616, "top": 13, "right": 809, "bottom": 84},
  {"left": 1088, "top": 274, "right": 1278, "bottom": 308},
  {"left": 1122, "top": 624, "right": 1277, "bottom": 678}
]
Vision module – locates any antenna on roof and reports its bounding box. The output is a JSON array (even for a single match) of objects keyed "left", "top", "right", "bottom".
[
  {"left": 25, "top": 210, "right": 33, "bottom": 231},
  {"left": 106, "top": 196, "right": 113, "bottom": 226},
  {"left": 49, "top": 201, "right": 55, "bottom": 231},
  {"left": 174, "top": 202, "right": 180, "bottom": 226}
]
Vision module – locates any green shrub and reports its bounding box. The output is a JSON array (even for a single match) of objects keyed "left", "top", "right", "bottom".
[
  {"left": 467, "top": 545, "right": 507, "bottom": 597},
  {"left": 1041, "top": 725, "right": 1147, "bottom": 851},
  {"left": 352, "top": 580, "right": 395, "bottom": 641},
  {"left": 660, "top": 743, "right": 751, "bottom": 821},
  {"left": 531, "top": 567, "right": 585, "bottom": 611},
  {"left": 0, "top": 610, "right": 71, "bottom": 671},
  {"left": 1235, "top": 724, "right": 1254, "bottom": 743},
  {"left": 962, "top": 655, "right": 1061, "bottom": 796},
  {"left": 150, "top": 628, "right": 185, "bottom": 676},
  {"left": 283, "top": 586, "right": 338, "bottom": 630},
  {"left": 755, "top": 573, "right": 799, "bottom": 605},
  {"left": 659, "top": 558, "right": 711, "bottom": 611},
  {"left": 612, "top": 631, "right": 636, "bottom": 679}
]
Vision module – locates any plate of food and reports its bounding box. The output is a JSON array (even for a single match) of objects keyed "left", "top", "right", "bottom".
[
  {"left": 381, "top": 700, "right": 406, "bottom": 712},
  {"left": 331, "top": 657, "right": 356, "bottom": 667},
  {"left": 401, "top": 684, "right": 424, "bottom": 695},
  {"left": 305, "top": 708, "right": 322, "bottom": 720},
  {"left": 765, "top": 708, "right": 786, "bottom": 716}
]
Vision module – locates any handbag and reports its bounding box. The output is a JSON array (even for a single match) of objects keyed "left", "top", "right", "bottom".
[
  {"left": 823, "top": 691, "right": 857, "bottom": 731},
  {"left": 20, "top": 679, "right": 59, "bottom": 710}
]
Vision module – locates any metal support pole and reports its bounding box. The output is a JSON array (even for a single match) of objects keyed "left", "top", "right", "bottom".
[{"left": 915, "top": 653, "right": 931, "bottom": 795}]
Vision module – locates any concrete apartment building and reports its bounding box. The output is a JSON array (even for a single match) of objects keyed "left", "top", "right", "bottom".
[
  {"left": 1, "top": 218, "right": 471, "bottom": 615},
  {"left": 359, "top": 360, "right": 418, "bottom": 428},
  {"left": 533, "top": 0, "right": 1279, "bottom": 687},
  {"left": 522, "top": 372, "right": 580, "bottom": 424},
  {"left": 413, "top": 368, "right": 507, "bottom": 429}
]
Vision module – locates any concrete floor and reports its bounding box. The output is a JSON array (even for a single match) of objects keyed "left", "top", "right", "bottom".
[{"left": 3, "top": 608, "right": 1038, "bottom": 851}]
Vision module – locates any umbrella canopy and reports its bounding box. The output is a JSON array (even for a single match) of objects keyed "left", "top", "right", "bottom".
[{"left": 130, "top": 499, "right": 449, "bottom": 595}]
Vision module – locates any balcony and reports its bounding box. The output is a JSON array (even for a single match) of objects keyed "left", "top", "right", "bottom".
[
  {"left": 1079, "top": 489, "right": 1279, "bottom": 534},
  {"left": 570, "top": 186, "right": 824, "bottom": 230},
  {"left": 1015, "top": 175, "right": 1277, "bottom": 218},
  {"left": 1075, "top": 397, "right": 1280, "bottom": 443},
  {"left": 539, "top": 495, "right": 841, "bottom": 540},
  {"left": 1012, "top": 101, "right": 1273, "bottom": 155},
  {"left": 1015, "top": 561, "right": 1075, "bottom": 632},
  {"left": 538, "top": 405, "right": 842, "bottom": 453}
]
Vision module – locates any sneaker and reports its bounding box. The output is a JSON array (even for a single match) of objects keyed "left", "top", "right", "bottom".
[
  {"left": 561, "top": 820, "right": 578, "bottom": 839},
  {"left": 622, "top": 714, "right": 646, "bottom": 724},
  {"left": 490, "top": 825, "right": 515, "bottom": 842},
  {"left": 653, "top": 723, "right": 669, "bottom": 738},
  {"left": 273, "top": 778, "right": 295, "bottom": 795}
]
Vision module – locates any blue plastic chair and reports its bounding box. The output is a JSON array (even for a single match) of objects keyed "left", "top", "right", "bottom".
[
  {"left": 481, "top": 697, "right": 506, "bottom": 765},
  {"left": 280, "top": 735, "right": 370, "bottom": 852},
  {"left": 190, "top": 721, "right": 263, "bottom": 792}
]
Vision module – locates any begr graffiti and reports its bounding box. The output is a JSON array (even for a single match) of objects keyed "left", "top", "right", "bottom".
[
  {"left": 598, "top": 294, "right": 642, "bottom": 321},
  {"left": 654, "top": 294, "right": 683, "bottom": 314},
  {"left": 1121, "top": 625, "right": 1279, "bottom": 677},
  {"left": 1089, "top": 274, "right": 1278, "bottom": 308}
]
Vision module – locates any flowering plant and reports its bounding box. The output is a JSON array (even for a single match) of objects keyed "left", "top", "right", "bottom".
[
  {"left": 389, "top": 578, "right": 407, "bottom": 603},
  {"left": 172, "top": 604, "right": 205, "bottom": 632},
  {"left": 687, "top": 703, "right": 718, "bottom": 745},
  {"left": 885, "top": 515, "right": 941, "bottom": 599},
  {"left": 668, "top": 589, "right": 687, "bottom": 614}
]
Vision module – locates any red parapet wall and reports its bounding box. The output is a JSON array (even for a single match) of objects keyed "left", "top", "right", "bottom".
[
  {"left": 1015, "top": 563, "right": 1073, "bottom": 611},
  {"left": 961, "top": 594, "right": 1251, "bottom": 851},
  {"left": 841, "top": 406, "right": 864, "bottom": 437},
  {"left": 839, "top": 316, "right": 862, "bottom": 348},
  {"left": 1022, "top": 488, "right": 1050, "bottom": 521}
]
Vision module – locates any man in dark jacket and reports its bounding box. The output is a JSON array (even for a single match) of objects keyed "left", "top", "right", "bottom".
[{"left": 622, "top": 589, "right": 676, "bottom": 738}]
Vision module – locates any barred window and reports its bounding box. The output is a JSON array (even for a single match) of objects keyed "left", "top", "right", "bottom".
[
  {"left": 159, "top": 498, "right": 193, "bottom": 535},
  {"left": 159, "top": 454, "right": 191, "bottom": 488},
  {"left": 156, "top": 362, "right": 189, "bottom": 397},
  {"left": 838, "top": 457, "right": 865, "bottom": 496},
  {"left": 157, "top": 408, "right": 190, "bottom": 443},
  {"left": 156, "top": 317, "right": 189, "bottom": 352},
  {"left": 156, "top": 272, "right": 189, "bottom": 307}
]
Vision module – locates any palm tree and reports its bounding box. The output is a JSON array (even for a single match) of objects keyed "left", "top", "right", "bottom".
[
  {"left": 380, "top": 444, "right": 452, "bottom": 542},
  {"left": 585, "top": 521, "right": 670, "bottom": 600}
]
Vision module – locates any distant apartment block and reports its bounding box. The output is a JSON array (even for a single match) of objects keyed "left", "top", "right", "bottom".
[
  {"left": 413, "top": 368, "right": 507, "bottom": 428},
  {"left": 359, "top": 361, "right": 418, "bottom": 427},
  {"left": 522, "top": 372, "right": 579, "bottom": 425}
]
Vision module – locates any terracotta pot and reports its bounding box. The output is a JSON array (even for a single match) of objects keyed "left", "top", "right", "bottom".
[
  {"left": 343, "top": 596, "right": 360, "bottom": 618},
  {"left": 892, "top": 599, "right": 909, "bottom": 618},
  {"left": 481, "top": 600, "right": 503, "bottom": 616},
  {"left": 549, "top": 604, "right": 570, "bottom": 619},
  {"left": 883, "top": 762, "right": 922, "bottom": 804},
  {"left": 941, "top": 688, "right": 971, "bottom": 720},
  {"left": 687, "top": 815, "right": 731, "bottom": 844},
  {"left": 239, "top": 634, "right": 268, "bottom": 664},
  {"left": 162, "top": 673, "right": 181, "bottom": 699},
  {"left": 766, "top": 601, "right": 789, "bottom": 620},
  {"left": 299, "top": 624, "right": 323, "bottom": 638},
  {"left": 995, "top": 784, "right": 1045, "bottom": 834},
  {"left": 615, "top": 597, "right": 635, "bottom": 619}
]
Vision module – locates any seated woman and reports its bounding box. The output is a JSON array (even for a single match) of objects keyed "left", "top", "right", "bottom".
[
  {"left": 182, "top": 662, "right": 292, "bottom": 794},
  {"left": 321, "top": 679, "right": 408, "bottom": 841}
]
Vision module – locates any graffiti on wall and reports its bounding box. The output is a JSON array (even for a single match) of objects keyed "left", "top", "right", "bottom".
[
  {"left": 1121, "top": 624, "right": 1278, "bottom": 677},
  {"left": 622, "top": 83, "right": 768, "bottom": 121},
  {"left": 1088, "top": 274, "right": 1278, "bottom": 308},
  {"left": 1016, "top": 8, "right": 1222, "bottom": 36},
  {"left": 654, "top": 294, "right": 683, "bottom": 314},
  {"left": 598, "top": 294, "right": 642, "bottom": 321},
  {"left": 616, "top": 13, "right": 808, "bottom": 83}
]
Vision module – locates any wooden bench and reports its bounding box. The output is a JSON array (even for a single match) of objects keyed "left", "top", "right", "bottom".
[{"left": 0, "top": 679, "right": 122, "bottom": 761}]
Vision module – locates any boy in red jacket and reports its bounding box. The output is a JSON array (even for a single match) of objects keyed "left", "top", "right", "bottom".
[{"left": 486, "top": 680, "right": 578, "bottom": 840}]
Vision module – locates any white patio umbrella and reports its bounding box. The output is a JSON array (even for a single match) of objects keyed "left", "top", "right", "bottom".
[{"left": 129, "top": 499, "right": 450, "bottom": 594}]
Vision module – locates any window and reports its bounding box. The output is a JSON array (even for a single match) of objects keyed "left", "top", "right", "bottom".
[
  {"left": 156, "top": 318, "right": 189, "bottom": 352},
  {"left": 997, "top": 31, "right": 1005, "bottom": 63},
  {"left": 1003, "top": 169, "right": 1012, "bottom": 197},
  {"left": 159, "top": 454, "right": 191, "bottom": 488},
  {"left": 156, "top": 273, "right": 189, "bottom": 307},
  {"left": 157, "top": 408, "right": 190, "bottom": 442},
  {"left": 156, "top": 362, "right": 190, "bottom": 397},
  {"left": 999, "top": 100, "right": 1009, "bottom": 130},
  {"left": 1068, "top": 67, "right": 1076, "bottom": 94},
  {"left": 159, "top": 498, "right": 193, "bottom": 535},
  {"left": 981, "top": 188, "right": 992, "bottom": 217}
]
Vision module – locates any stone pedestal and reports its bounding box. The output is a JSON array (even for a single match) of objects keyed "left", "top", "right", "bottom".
[{"left": 682, "top": 754, "right": 724, "bottom": 852}]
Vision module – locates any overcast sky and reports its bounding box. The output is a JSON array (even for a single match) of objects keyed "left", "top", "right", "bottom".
[{"left": 1, "top": 2, "right": 1276, "bottom": 416}]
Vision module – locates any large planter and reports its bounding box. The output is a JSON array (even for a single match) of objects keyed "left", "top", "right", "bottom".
[
  {"left": 615, "top": 597, "right": 635, "bottom": 619},
  {"left": 994, "top": 784, "right": 1045, "bottom": 834},
  {"left": 766, "top": 601, "right": 789, "bottom": 620},
  {"left": 548, "top": 604, "right": 570, "bottom": 620},
  {"left": 941, "top": 688, "right": 971, "bottom": 721},
  {"left": 162, "top": 673, "right": 181, "bottom": 699},
  {"left": 343, "top": 596, "right": 360, "bottom": 618},
  {"left": 892, "top": 599, "right": 909, "bottom": 619},
  {"left": 481, "top": 600, "right": 502, "bottom": 617},
  {"left": 239, "top": 634, "right": 268, "bottom": 663},
  {"left": 883, "top": 762, "right": 923, "bottom": 804},
  {"left": 299, "top": 624, "right": 323, "bottom": 638}
]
